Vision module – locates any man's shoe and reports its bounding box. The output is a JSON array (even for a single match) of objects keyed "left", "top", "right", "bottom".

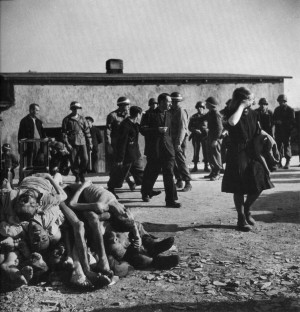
[
  {"left": 283, "top": 160, "right": 290, "bottom": 169},
  {"left": 204, "top": 172, "right": 213, "bottom": 178},
  {"left": 75, "top": 176, "right": 80, "bottom": 183},
  {"left": 182, "top": 182, "right": 192, "bottom": 192},
  {"left": 79, "top": 175, "right": 85, "bottom": 183},
  {"left": 142, "top": 194, "right": 150, "bottom": 202},
  {"left": 210, "top": 174, "right": 221, "bottom": 181},
  {"left": 204, "top": 164, "right": 210, "bottom": 172},
  {"left": 176, "top": 180, "right": 184, "bottom": 189},
  {"left": 153, "top": 255, "right": 180, "bottom": 270},
  {"left": 107, "top": 188, "right": 119, "bottom": 199},
  {"left": 191, "top": 165, "right": 198, "bottom": 172},
  {"left": 146, "top": 237, "right": 175, "bottom": 257},
  {"left": 150, "top": 190, "right": 162, "bottom": 198},
  {"left": 127, "top": 180, "right": 136, "bottom": 191},
  {"left": 166, "top": 201, "right": 181, "bottom": 208}
]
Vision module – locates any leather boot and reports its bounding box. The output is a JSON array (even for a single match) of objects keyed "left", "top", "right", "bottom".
[
  {"left": 182, "top": 181, "right": 192, "bottom": 192},
  {"left": 142, "top": 236, "right": 175, "bottom": 257},
  {"left": 191, "top": 164, "right": 198, "bottom": 172},
  {"left": 284, "top": 159, "right": 290, "bottom": 169}
]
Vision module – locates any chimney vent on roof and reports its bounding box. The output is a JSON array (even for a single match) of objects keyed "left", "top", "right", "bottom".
[{"left": 106, "top": 59, "right": 123, "bottom": 74}]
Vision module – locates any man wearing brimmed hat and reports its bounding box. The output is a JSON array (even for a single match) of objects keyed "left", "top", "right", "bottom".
[
  {"left": 188, "top": 101, "right": 209, "bottom": 173},
  {"left": 141, "top": 93, "right": 181, "bottom": 208},
  {"left": 255, "top": 98, "right": 274, "bottom": 136},
  {"left": 106, "top": 97, "right": 135, "bottom": 190},
  {"left": 170, "top": 92, "right": 192, "bottom": 192},
  {"left": 62, "top": 101, "right": 92, "bottom": 183},
  {"left": 199, "top": 97, "right": 223, "bottom": 181},
  {"left": 273, "top": 94, "right": 295, "bottom": 169},
  {"left": 86, "top": 116, "right": 102, "bottom": 173}
]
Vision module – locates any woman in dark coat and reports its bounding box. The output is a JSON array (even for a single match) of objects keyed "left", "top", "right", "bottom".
[{"left": 222, "top": 87, "right": 274, "bottom": 231}]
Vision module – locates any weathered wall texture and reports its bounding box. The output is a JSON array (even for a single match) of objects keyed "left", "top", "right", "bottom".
[{"left": 1, "top": 82, "right": 284, "bottom": 172}]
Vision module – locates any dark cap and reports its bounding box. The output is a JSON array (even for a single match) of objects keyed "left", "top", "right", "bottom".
[
  {"left": 277, "top": 94, "right": 287, "bottom": 102},
  {"left": 259, "top": 98, "right": 268, "bottom": 105},
  {"left": 148, "top": 98, "right": 158, "bottom": 106},
  {"left": 170, "top": 92, "right": 183, "bottom": 102},
  {"left": 205, "top": 97, "right": 219, "bottom": 107},
  {"left": 195, "top": 101, "right": 205, "bottom": 109},
  {"left": 85, "top": 116, "right": 94, "bottom": 123},
  {"left": 70, "top": 101, "right": 82, "bottom": 110},
  {"left": 129, "top": 106, "right": 142, "bottom": 117},
  {"left": 117, "top": 97, "right": 130, "bottom": 106}
]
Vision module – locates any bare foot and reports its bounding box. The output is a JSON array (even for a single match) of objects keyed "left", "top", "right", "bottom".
[
  {"left": 70, "top": 271, "right": 93, "bottom": 290},
  {"left": 85, "top": 270, "right": 111, "bottom": 288},
  {"left": 20, "top": 266, "right": 33, "bottom": 283},
  {"left": 63, "top": 256, "right": 74, "bottom": 270},
  {"left": 31, "top": 253, "right": 48, "bottom": 272},
  {"left": 1, "top": 264, "right": 27, "bottom": 287}
]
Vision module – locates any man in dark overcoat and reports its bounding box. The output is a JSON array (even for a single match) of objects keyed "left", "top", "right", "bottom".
[{"left": 140, "top": 93, "right": 181, "bottom": 208}]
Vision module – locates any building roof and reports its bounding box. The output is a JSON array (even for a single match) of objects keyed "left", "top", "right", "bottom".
[{"left": 0, "top": 72, "right": 292, "bottom": 85}]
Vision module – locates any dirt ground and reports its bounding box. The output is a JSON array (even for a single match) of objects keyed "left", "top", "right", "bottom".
[{"left": 1, "top": 157, "right": 300, "bottom": 312}]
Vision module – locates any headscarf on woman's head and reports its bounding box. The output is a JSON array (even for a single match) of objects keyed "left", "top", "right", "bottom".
[{"left": 229, "top": 87, "right": 253, "bottom": 112}]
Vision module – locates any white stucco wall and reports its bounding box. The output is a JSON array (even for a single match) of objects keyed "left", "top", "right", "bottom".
[{"left": 1, "top": 81, "right": 284, "bottom": 172}]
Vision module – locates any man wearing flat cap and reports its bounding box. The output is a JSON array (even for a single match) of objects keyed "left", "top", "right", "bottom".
[
  {"left": 198, "top": 97, "right": 223, "bottom": 181},
  {"left": 273, "top": 94, "right": 295, "bottom": 169},
  {"left": 106, "top": 97, "right": 135, "bottom": 191},
  {"left": 255, "top": 98, "right": 274, "bottom": 136},
  {"left": 61, "top": 101, "right": 92, "bottom": 183},
  {"left": 86, "top": 116, "right": 102, "bottom": 173}
]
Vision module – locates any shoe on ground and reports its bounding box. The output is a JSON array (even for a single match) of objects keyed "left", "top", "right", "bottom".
[
  {"left": 283, "top": 161, "right": 290, "bottom": 169},
  {"left": 150, "top": 190, "right": 162, "bottom": 198},
  {"left": 153, "top": 255, "right": 180, "bottom": 270},
  {"left": 191, "top": 166, "right": 198, "bottom": 172},
  {"left": 127, "top": 180, "right": 136, "bottom": 191},
  {"left": 204, "top": 172, "right": 213, "bottom": 178},
  {"left": 75, "top": 176, "right": 80, "bottom": 183},
  {"left": 176, "top": 180, "right": 184, "bottom": 189},
  {"left": 204, "top": 165, "right": 210, "bottom": 173},
  {"left": 79, "top": 175, "right": 85, "bottom": 183},
  {"left": 245, "top": 213, "right": 256, "bottom": 226},
  {"left": 147, "top": 237, "right": 175, "bottom": 257},
  {"left": 166, "top": 201, "right": 181, "bottom": 208},
  {"left": 142, "top": 194, "right": 150, "bottom": 202},
  {"left": 107, "top": 188, "right": 119, "bottom": 199},
  {"left": 210, "top": 174, "right": 221, "bottom": 181},
  {"left": 182, "top": 182, "right": 192, "bottom": 192}
]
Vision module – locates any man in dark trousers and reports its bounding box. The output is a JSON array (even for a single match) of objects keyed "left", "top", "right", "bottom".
[
  {"left": 140, "top": 98, "right": 158, "bottom": 157},
  {"left": 188, "top": 101, "right": 209, "bottom": 172},
  {"left": 107, "top": 106, "right": 145, "bottom": 198},
  {"left": 255, "top": 98, "right": 274, "bottom": 136},
  {"left": 201, "top": 97, "right": 223, "bottom": 181},
  {"left": 18, "top": 103, "right": 46, "bottom": 167},
  {"left": 273, "top": 94, "right": 295, "bottom": 169},
  {"left": 141, "top": 93, "right": 181, "bottom": 208},
  {"left": 170, "top": 92, "right": 192, "bottom": 192},
  {"left": 106, "top": 97, "right": 135, "bottom": 190},
  {"left": 85, "top": 116, "right": 102, "bottom": 173},
  {"left": 62, "top": 101, "right": 92, "bottom": 183}
]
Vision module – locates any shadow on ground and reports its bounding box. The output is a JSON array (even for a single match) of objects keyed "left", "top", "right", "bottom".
[
  {"left": 252, "top": 190, "right": 300, "bottom": 224},
  {"left": 91, "top": 299, "right": 299, "bottom": 312}
]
